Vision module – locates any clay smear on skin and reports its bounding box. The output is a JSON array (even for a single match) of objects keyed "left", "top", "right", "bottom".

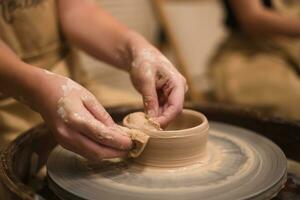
[
  {"left": 132, "top": 48, "right": 174, "bottom": 72},
  {"left": 43, "top": 71, "right": 99, "bottom": 134},
  {"left": 131, "top": 48, "right": 180, "bottom": 115},
  {"left": 62, "top": 79, "right": 82, "bottom": 96},
  {"left": 44, "top": 69, "right": 54, "bottom": 75},
  {"left": 43, "top": 70, "right": 72, "bottom": 122},
  {"left": 57, "top": 101, "right": 68, "bottom": 122},
  {"left": 56, "top": 79, "right": 81, "bottom": 121},
  {"left": 45, "top": 71, "right": 122, "bottom": 143},
  {"left": 132, "top": 48, "right": 179, "bottom": 92},
  {"left": 131, "top": 48, "right": 156, "bottom": 81}
]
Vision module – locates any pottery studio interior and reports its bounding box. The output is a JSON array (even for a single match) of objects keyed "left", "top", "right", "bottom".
[{"left": 1, "top": 0, "right": 300, "bottom": 200}]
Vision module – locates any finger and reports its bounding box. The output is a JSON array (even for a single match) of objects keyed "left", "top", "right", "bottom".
[
  {"left": 66, "top": 109, "right": 132, "bottom": 151},
  {"left": 56, "top": 127, "right": 126, "bottom": 161},
  {"left": 82, "top": 95, "right": 133, "bottom": 149},
  {"left": 82, "top": 94, "right": 115, "bottom": 126},
  {"left": 60, "top": 96, "right": 132, "bottom": 150},
  {"left": 156, "top": 84, "right": 185, "bottom": 127},
  {"left": 140, "top": 77, "right": 159, "bottom": 117},
  {"left": 157, "top": 79, "right": 173, "bottom": 107}
]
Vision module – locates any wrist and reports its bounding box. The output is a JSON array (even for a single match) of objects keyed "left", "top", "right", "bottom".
[
  {"left": 123, "top": 30, "right": 151, "bottom": 72},
  {"left": 16, "top": 65, "right": 63, "bottom": 112},
  {"left": 17, "top": 66, "right": 50, "bottom": 109},
  {"left": 31, "top": 68, "right": 70, "bottom": 112}
]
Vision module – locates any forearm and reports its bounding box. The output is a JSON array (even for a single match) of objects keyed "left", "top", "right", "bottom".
[
  {"left": 58, "top": 0, "right": 146, "bottom": 71},
  {"left": 230, "top": 0, "right": 300, "bottom": 37},
  {"left": 245, "top": 10, "right": 300, "bottom": 37},
  {"left": 0, "top": 40, "right": 45, "bottom": 106}
]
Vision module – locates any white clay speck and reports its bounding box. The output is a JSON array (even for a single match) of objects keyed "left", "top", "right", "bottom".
[
  {"left": 131, "top": 47, "right": 179, "bottom": 82},
  {"left": 132, "top": 48, "right": 157, "bottom": 69},
  {"left": 140, "top": 48, "right": 157, "bottom": 63},
  {"left": 44, "top": 69, "right": 55, "bottom": 75},
  {"left": 57, "top": 104, "right": 68, "bottom": 122},
  {"left": 61, "top": 79, "right": 81, "bottom": 97}
]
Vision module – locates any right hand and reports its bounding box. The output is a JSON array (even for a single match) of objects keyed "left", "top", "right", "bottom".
[{"left": 32, "top": 70, "right": 132, "bottom": 161}]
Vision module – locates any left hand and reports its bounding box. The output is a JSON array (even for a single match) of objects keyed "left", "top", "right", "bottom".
[{"left": 128, "top": 37, "right": 188, "bottom": 127}]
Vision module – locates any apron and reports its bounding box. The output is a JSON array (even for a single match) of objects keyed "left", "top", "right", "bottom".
[
  {"left": 208, "top": 0, "right": 300, "bottom": 121},
  {"left": 0, "top": 0, "right": 89, "bottom": 147}
]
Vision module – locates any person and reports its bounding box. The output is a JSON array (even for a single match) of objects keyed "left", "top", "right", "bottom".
[
  {"left": 208, "top": 0, "right": 300, "bottom": 120},
  {"left": 0, "top": 0, "right": 187, "bottom": 161}
]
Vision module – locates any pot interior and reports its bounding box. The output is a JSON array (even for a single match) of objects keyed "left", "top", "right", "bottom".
[{"left": 165, "top": 110, "right": 204, "bottom": 131}]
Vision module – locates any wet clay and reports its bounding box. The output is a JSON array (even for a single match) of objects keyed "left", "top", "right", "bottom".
[
  {"left": 118, "top": 112, "right": 160, "bottom": 158},
  {"left": 118, "top": 126, "right": 149, "bottom": 158},
  {"left": 123, "top": 109, "right": 209, "bottom": 167},
  {"left": 47, "top": 120, "right": 287, "bottom": 200},
  {"left": 123, "top": 112, "right": 162, "bottom": 131}
]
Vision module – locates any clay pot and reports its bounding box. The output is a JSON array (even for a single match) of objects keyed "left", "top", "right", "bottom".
[
  {"left": 123, "top": 109, "right": 209, "bottom": 167},
  {"left": 46, "top": 106, "right": 287, "bottom": 200}
]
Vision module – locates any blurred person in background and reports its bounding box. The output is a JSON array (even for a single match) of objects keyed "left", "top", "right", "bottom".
[
  {"left": 208, "top": 0, "right": 300, "bottom": 120},
  {"left": 0, "top": 0, "right": 187, "bottom": 161}
]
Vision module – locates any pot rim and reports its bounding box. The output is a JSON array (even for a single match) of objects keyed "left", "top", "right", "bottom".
[{"left": 123, "top": 109, "right": 209, "bottom": 138}]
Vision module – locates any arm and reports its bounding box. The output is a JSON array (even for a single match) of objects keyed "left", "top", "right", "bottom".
[
  {"left": 0, "top": 39, "right": 132, "bottom": 161},
  {"left": 228, "top": 0, "right": 300, "bottom": 37},
  {"left": 0, "top": 40, "right": 42, "bottom": 106},
  {"left": 58, "top": 0, "right": 187, "bottom": 126},
  {"left": 58, "top": 0, "right": 131, "bottom": 70}
]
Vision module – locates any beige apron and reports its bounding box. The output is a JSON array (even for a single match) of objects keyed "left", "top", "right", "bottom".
[
  {"left": 0, "top": 0, "right": 90, "bottom": 146},
  {"left": 208, "top": 0, "right": 300, "bottom": 121}
]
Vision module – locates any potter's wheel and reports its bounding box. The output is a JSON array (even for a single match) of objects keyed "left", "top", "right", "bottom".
[{"left": 47, "top": 121, "right": 287, "bottom": 200}]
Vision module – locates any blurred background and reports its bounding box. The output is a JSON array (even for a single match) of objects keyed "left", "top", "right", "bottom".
[
  {"left": 82, "top": 0, "right": 225, "bottom": 106},
  {"left": 83, "top": 0, "right": 300, "bottom": 123}
]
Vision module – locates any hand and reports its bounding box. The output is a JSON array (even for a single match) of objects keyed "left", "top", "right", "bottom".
[
  {"left": 128, "top": 35, "right": 187, "bottom": 127},
  {"left": 33, "top": 70, "right": 132, "bottom": 161}
]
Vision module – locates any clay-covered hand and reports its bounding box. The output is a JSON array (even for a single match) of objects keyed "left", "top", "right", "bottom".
[
  {"left": 128, "top": 35, "right": 187, "bottom": 127},
  {"left": 33, "top": 70, "right": 132, "bottom": 161}
]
